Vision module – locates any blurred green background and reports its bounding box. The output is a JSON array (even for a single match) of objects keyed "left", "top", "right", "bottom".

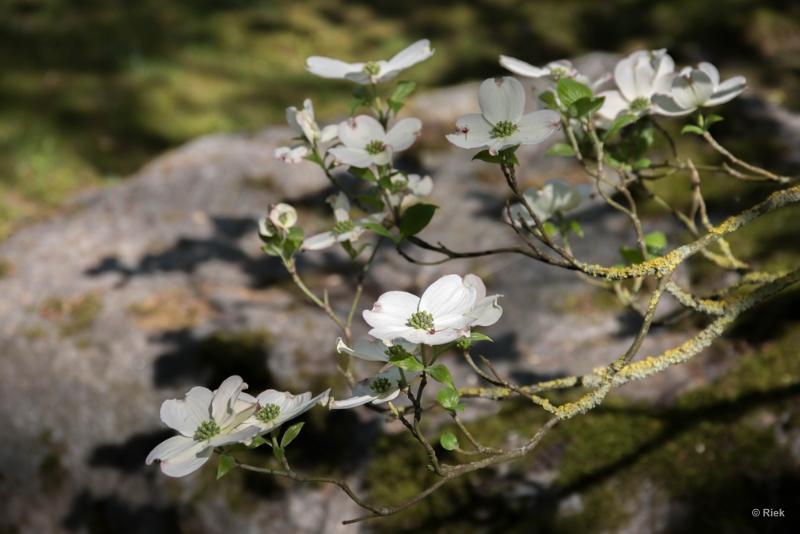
[{"left": 2, "top": 0, "right": 799, "bottom": 239}]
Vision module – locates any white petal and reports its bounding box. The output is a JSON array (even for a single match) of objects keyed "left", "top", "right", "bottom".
[
  {"left": 306, "top": 56, "right": 361, "bottom": 79},
  {"left": 328, "top": 146, "right": 373, "bottom": 168},
  {"left": 336, "top": 337, "right": 390, "bottom": 362},
  {"left": 302, "top": 231, "right": 337, "bottom": 251},
  {"left": 209, "top": 426, "right": 261, "bottom": 447},
  {"left": 670, "top": 70, "right": 714, "bottom": 110},
  {"left": 468, "top": 295, "right": 503, "bottom": 327},
  {"left": 338, "top": 115, "right": 385, "bottom": 149},
  {"left": 419, "top": 274, "right": 476, "bottom": 318},
  {"left": 183, "top": 387, "right": 213, "bottom": 425},
  {"left": 161, "top": 445, "right": 212, "bottom": 478},
  {"left": 367, "top": 325, "right": 420, "bottom": 343},
  {"left": 419, "top": 329, "right": 468, "bottom": 345},
  {"left": 597, "top": 90, "right": 629, "bottom": 121},
  {"left": 632, "top": 54, "right": 657, "bottom": 97},
  {"left": 286, "top": 106, "right": 301, "bottom": 136},
  {"left": 651, "top": 51, "right": 675, "bottom": 86},
  {"left": 212, "top": 375, "right": 247, "bottom": 427},
  {"left": 445, "top": 113, "right": 493, "bottom": 149},
  {"left": 363, "top": 291, "right": 420, "bottom": 329},
  {"left": 277, "top": 389, "right": 330, "bottom": 423},
  {"left": 385, "top": 39, "right": 434, "bottom": 73},
  {"left": 705, "top": 76, "right": 746, "bottom": 107},
  {"left": 146, "top": 435, "right": 195, "bottom": 465},
  {"left": 463, "top": 274, "right": 487, "bottom": 301},
  {"left": 651, "top": 94, "right": 693, "bottom": 116},
  {"left": 512, "top": 110, "right": 560, "bottom": 145},
  {"left": 370, "top": 148, "right": 392, "bottom": 166},
  {"left": 329, "top": 394, "right": 379, "bottom": 409},
  {"left": 320, "top": 124, "right": 338, "bottom": 143},
  {"left": 614, "top": 52, "right": 642, "bottom": 102},
  {"left": 407, "top": 174, "right": 433, "bottom": 196},
  {"left": 329, "top": 192, "right": 350, "bottom": 223},
  {"left": 160, "top": 399, "right": 202, "bottom": 437},
  {"left": 385, "top": 118, "right": 422, "bottom": 151},
  {"left": 697, "top": 62, "right": 720, "bottom": 87},
  {"left": 478, "top": 77, "right": 525, "bottom": 124},
  {"left": 499, "top": 55, "right": 548, "bottom": 78}
]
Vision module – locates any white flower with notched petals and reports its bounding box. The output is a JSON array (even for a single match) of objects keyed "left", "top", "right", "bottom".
[
  {"left": 500, "top": 56, "right": 585, "bottom": 83},
  {"left": 463, "top": 274, "right": 503, "bottom": 328},
  {"left": 329, "top": 115, "right": 421, "bottom": 168},
  {"left": 386, "top": 173, "right": 434, "bottom": 208},
  {"left": 286, "top": 99, "right": 338, "bottom": 144},
  {"left": 274, "top": 145, "right": 309, "bottom": 164},
  {"left": 652, "top": 63, "right": 746, "bottom": 116},
  {"left": 509, "top": 179, "right": 591, "bottom": 226},
  {"left": 329, "top": 367, "right": 419, "bottom": 409},
  {"left": 145, "top": 376, "right": 258, "bottom": 477},
  {"left": 597, "top": 49, "right": 676, "bottom": 121},
  {"left": 306, "top": 39, "right": 434, "bottom": 85},
  {"left": 302, "top": 192, "right": 384, "bottom": 251},
  {"left": 259, "top": 203, "right": 297, "bottom": 239},
  {"left": 336, "top": 336, "right": 420, "bottom": 362},
  {"left": 240, "top": 389, "right": 330, "bottom": 437},
  {"left": 362, "top": 273, "right": 501, "bottom": 345},
  {"left": 446, "top": 77, "right": 560, "bottom": 155}
]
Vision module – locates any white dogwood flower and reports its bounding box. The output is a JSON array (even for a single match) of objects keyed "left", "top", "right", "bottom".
[
  {"left": 597, "top": 49, "right": 676, "bottom": 121},
  {"left": 145, "top": 376, "right": 258, "bottom": 477},
  {"left": 274, "top": 145, "right": 309, "bottom": 164},
  {"left": 509, "top": 179, "right": 591, "bottom": 225},
  {"left": 302, "top": 192, "right": 384, "bottom": 251},
  {"left": 329, "top": 115, "right": 421, "bottom": 168},
  {"left": 499, "top": 56, "right": 585, "bottom": 83},
  {"left": 306, "top": 39, "right": 434, "bottom": 84},
  {"left": 464, "top": 274, "right": 504, "bottom": 328},
  {"left": 363, "top": 273, "right": 501, "bottom": 345},
  {"left": 651, "top": 63, "right": 747, "bottom": 116},
  {"left": 240, "top": 389, "right": 330, "bottom": 437},
  {"left": 286, "top": 98, "right": 338, "bottom": 144},
  {"left": 258, "top": 203, "right": 297, "bottom": 239},
  {"left": 446, "top": 77, "right": 560, "bottom": 155},
  {"left": 329, "top": 367, "right": 419, "bottom": 409},
  {"left": 336, "top": 336, "right": 420, "bottom": 362}
]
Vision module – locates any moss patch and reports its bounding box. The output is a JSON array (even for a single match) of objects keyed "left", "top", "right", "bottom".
[{"left": 40, "top": 292, "right": 103, "bottom": 338}]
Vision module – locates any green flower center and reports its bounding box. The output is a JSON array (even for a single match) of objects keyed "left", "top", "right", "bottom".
[
  {"left": 256, "top": 403, "right": 281, "bottom": 423},
  {"left": 406, "top": 310, "right": 434, "bottom": 331},
  {"left": 370, "top": 377, "right": 392, "bottom": 395},
  {"left": 332, "top": 220, "right": 356, "bottom": 235},
  {"left": 630, "top": 97, "right": 650, "bottom": 113},
  {"left": 550, "top": 66, "right": 567, "bottom": 79},
  {"left": 365, "top": 139, "right": 386, "bottom": 155},
  {"left": 385, "top": 345, "right": 412, "bottom": 359},
  {"left": 363, "top": 61, "right": 381, "bottom": 76},
  {"left": 193, "top": 419, "right": 220, "bottom": 441},
  {"left": 490, "top": 120, "right": 518, "bottom": 139}
]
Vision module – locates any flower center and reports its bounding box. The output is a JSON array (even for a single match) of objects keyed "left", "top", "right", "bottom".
[
  {"left": 550, "top": 66, "right": 568, "bottom": 79},
  {"left": 256, "top": 403, "right": 281, "bottom": 423},
  {"left": 363, "top": 61, "right": 381, "bottom": 77},
  {"left": 365, "top": 139, "right": 386, "bottom": 155},
  {"left": 370, "top": 377, "right": 392, "bottom": 395},
  {"left": 406, "top": 310, "right": 434, "bottom": 331},
  {"left": 193, "top": 419, "right": 220, "bottom": 441},
  {"left": 630, "top": 97, "right": 650, "bottom": 113},
  {"left": 332, "top": 220, "right": 356, "bottom": 235},
  {"left": 385, "top": 345, "right": 412, "bottom": 359},
  {"left": 490, "top": 120, "right": 518, "bottom": 139}
]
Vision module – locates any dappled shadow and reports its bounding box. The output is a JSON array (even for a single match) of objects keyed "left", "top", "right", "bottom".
[
  {"left": 63, "top": 490, "right": 181, "bottom": 534},
  {"left": 89, "top": 429, "right": 173, "bottom": 474}
]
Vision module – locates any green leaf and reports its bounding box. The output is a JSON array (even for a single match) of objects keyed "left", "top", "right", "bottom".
[
  {"left": 389, "top": 354, "right": 425, "bottom": 372},
  {"left": 557, "top": 78, "right": 593, "bottom": 107},
  {"left": 571, "top": 96, "right": 605, "bottom": 118},
  {"left": 645, "top": 231, "right": 667, "bottom": 256},
  {"left": 705, "top": 114, "right": 724, "bottom": 127},
  {"left": 350, "top": 167, "right": 377, "bottom": 182},
  {"left": 539, "top": 90, "right": 559, "bottom": 110},
  {"left": 388, "top": 81, "right": 417, "bottom": 112},
  {"left": 546, "top": 143, "right": 576, "bottom": 157},
  {"left": 569, "top": 220, "right": 584, "bottom": 238},
  {"left": 356, "top": 193, "right": 384, "bottom": 212},
  {"left": 542, "top": 221, "right": 558, "bottom": 237},
  {"left": 304, "top": 151, "right": 323, "bottom": 166},
  {"left": 362, "top": 222, "right": 397, "bottom": 242},
  {"left": 216, "top": 453, "right": 235, "bottom": 480},
  {"left": 681, "top": 124, "right": 705, "bottom": 136},
  {"left": 399, "top": 203, "right": 438, "bottom": 237},
  {"left": 427, "top": 364, "right": 454, "bottom": 387},
  {"left": 620, "top": 246, "right": 644, "bottom": 265},
  {"left": 633, "top": 158, "right": 652, "bottom": 170},
  {"left": 247, "top": 435, "right": 269, "bottom": 449},
  {"left": 280, "top": 422, "right": 305, "bottom": 448},
  {"left": 436, "top": 386, "right": 461, "bottom": 411},
  {"left": 471, "top": 150, "right": 504, "bottom": 164},
  {"left": 440, "top": 431, "right": 459, "bottom": 451},
  {"left": 603, "top": 113, "right": 637, "bottom": 140}
]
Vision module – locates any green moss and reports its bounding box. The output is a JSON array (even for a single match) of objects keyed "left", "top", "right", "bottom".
[{"left": 41, "top": 293, "right": 103, "bottom": 338}]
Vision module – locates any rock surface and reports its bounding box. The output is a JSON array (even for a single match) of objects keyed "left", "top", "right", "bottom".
[{"left": 1, "top": 54, "right": 798, "bottom": 533}]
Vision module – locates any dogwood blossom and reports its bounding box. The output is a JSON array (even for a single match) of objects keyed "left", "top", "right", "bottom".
[
  {"left": 302, "top": 192, "right": 384, "bottom": 251},
  {"left": 146, "top": 376, "right": 258, "bottom": 477},
  {"left": 306, "top": 39, "right": 434, "bottom": 84},
  {"left": 509, "top": 179, "right": 591, "bottom": 226},
  {"left": 446, "top": 77, "right": 560, "bottom": 155},
  {"left": 286, "top": 99, "right": 338, "bottom": 144},
  {"left": 329, "top": 367, "right": 418, "bottom": 409},
  {"left": 329, "top": 115, "right": 421, "bottom": 168},
  {"left": 597, "top": 49, "right": 676, "bottom": 121},
  {"left": 362, "top": 273, "right": 502, "bottom": 345},
  {"left": 274, "top": 145, "right": 309, "bottom": 164},
  {"left": 240, "top": 389, "right": 330, "bottom": 437},
  {"left": 651, "top": 63, "right": 747, "bottom": 116},
  {"left": 336, "top": 336, "right": 420, "bottom": 362},
  {"left": 259, "top": 203, "right": 297, "bottom": 239},
  {"left": 499, "top": 56, "right": 585, "bottom": 83}
]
